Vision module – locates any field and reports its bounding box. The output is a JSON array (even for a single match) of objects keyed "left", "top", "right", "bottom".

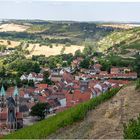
[
  {"left": 0, "top": 39, "right": 84, "bottom": 57},
  {"left": 27, "top": 44, "right": 84, "bottom": 57},
  {"left": 0, "top": 23, "right": 29, "bottom": 32},
  {"left": 0, "top": 39, "right": 20, "bottom": 48}
]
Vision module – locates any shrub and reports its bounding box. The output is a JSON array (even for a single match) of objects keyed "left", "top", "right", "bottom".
[
  {"left": 136, "top": 79, "right": 140, "bottom": 90},
  {"left": 4, "top": 88, "right": 120, "bottom": 139},
  {"left": 123, "top": 115, "right": 140, "bottom": 139}
]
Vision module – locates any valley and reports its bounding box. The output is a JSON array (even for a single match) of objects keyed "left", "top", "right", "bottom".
[{"left": 0, "top": 20, "right": 140, "bottom": 139}]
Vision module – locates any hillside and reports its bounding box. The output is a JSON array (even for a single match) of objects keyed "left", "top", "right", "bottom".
[
  {"left": 48, "top": 84, "right": 140, "bottom": 139},
  {"left": 98, "top": 28, "right": 140, "bottom": 58},
  {"left": 0, "top": 20, "right": 115, "bottom": 45}
]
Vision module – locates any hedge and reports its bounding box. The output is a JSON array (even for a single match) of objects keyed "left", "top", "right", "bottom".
[{"left": 4, "top": 88, "right": 120, "bottom": 139}]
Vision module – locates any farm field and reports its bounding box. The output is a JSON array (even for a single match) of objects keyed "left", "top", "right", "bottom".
[
  {"left": 0, "top": 39, "right": 84, "bottom": 57},
  {"left": 0, "top": 23, "right": 29, "bottom": 32},
  {"left": 27, "top": 44, "right": 84, "bottom": 57}
]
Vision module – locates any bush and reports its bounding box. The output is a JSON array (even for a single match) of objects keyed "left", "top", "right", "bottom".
[
  {"left": 4, "top": 88, "right": 120, "bottom": 139},
  {"left": 123, "top": 115, "right": 140, "bottom": 139},
  {"left": 136, "top": 79, "right": 140, "bottom": 90}
]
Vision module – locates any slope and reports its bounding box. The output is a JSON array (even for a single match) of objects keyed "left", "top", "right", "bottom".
[
  {"left": 48, "top": 84, "right": 140, "bottom": 139},
  {"left": 98, "top": 28, "right": 140, "bottom": 58}
]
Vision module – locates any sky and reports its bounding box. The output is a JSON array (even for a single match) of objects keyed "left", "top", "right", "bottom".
[{"left": 0, "top": 1, "right": 140, "bottom": 22}]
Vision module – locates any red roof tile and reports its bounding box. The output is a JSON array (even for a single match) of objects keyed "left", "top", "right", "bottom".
[{"left": 65, "top": 89, "right": 91, "bottom": 107}]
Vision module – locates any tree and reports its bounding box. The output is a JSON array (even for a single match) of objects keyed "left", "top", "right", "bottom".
[
  {"left": 30, "top": 103, "right": 51, "bottom": 120},
  {"left": 7, "top": 40, "right": 11, "bottom": 45},
  {"left": 60, "top": 46, "right": 65, "bottom": 55},
  {"left": 49, "top": 44, "right": 53, "bottom": 48},
  {"left": 83, "top": 40, "right": 97, "bottom": 56},
  {"left": 80, "top": 57, "right": 90, "bottom": 69},
  {"left": 9, "top": 60, "right": 41, "bottom": 74},
  {"left": 134, "top": 55, "right": 140, "bottom": 76},
  {"left": 75, "top": 49, "right": 83, "bottom": 57},
  {"left": 28, "top": 80, "right": 34, "bottom": 87},
  {"left": 65, "top": 42, "right": 71, "bottom": 47},
  {"left": 43, "top": 71, "right": 53, "bottom": 85}
]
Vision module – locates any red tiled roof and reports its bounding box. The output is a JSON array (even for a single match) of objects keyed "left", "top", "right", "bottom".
[
  {"left": 36, "top": 84, "right": 48, "bottom": 89},
  {"left": 65, "top": 89, "right": 91, "bottom": 107},
  {"left": 38, "top": 96, "right": 47, "bottom": 103}
]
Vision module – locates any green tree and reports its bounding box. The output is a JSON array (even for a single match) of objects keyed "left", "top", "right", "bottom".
[
  {"left": 75, "top": 49, "right": 83, "bottom": 57},
  {"left": 60, "top": 46, "right": 65, "bottom": 55},
  {"left": 28, "top": 80, "right": 35, "bottom": 87},
  {"left": 134, "top": 55, "right": 140, "bottom": 76},
  {"left": 80, "top": 57, "right": 90, "bottom": 69},
  {"left": 30, "top": 103, "right": 51, "bottom": 120},
  {"left": 65, "top": 42, "right": 71, "bottom": 47},
  {"left": 43, "top": 71, "right": 53, "bottom": 85},
  {"left": 7, "top": 40, "right": 11, "bottom": 45},
  {"left": 83, "top": 40, "right": 97, "bottom": 56}
]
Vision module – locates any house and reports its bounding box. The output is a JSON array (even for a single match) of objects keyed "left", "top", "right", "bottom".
[
  {"left": 91, "top": 87, "right": 102, "bottom": 97},
  {"left": 34, "top": 84, "right": 48, "bottom": 94},
  {"left": 20, "top": 74, "right": 28, "bottom": 81},
  {"left": 65, "top": 89, "right": 92, "bottom": 107},
  {"left": 94, "top": 83, "right": 103, "bottom": 92},
  {"left": 110, "top": 67, "right": 131, "bottom": 74},
  {"left": 48, "top": 98, "right": 61, "bottom": 113},
  {"left": 51, "top": 68, "right": 62, "bottom": 76},
  {"left": 71, "top": 57, "right": 83, "bottom": 68},
  {"left": 20, "top": 72, "right": 43, "bottom": 82},
  {"left": 51, "top": 75, "right": 62, "bottom": 82},
  {"left": 91, "top": 64, "right": 102, "bottom": 73},
  {"left": 99, "top": 71, "right": 108, "bottom": 75},
  {"left": 62, "top": 71, "right": 74, "bottom": 84}
]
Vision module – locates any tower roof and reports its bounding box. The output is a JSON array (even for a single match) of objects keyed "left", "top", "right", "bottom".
[
  {"left": 0, "top": 85, "right": 6, "bottom": 96},
  {"left": 13, "top": 86, "right": 19, "bottom": 96}
]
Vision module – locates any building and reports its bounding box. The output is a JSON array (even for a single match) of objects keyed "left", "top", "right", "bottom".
[{"left": 0, "top": 86, "right": 23, "bottom": 131}]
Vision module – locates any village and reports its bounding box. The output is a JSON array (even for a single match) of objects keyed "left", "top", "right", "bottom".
[{"left": 0, "top": 56, "right": 138, "bottom": 136}]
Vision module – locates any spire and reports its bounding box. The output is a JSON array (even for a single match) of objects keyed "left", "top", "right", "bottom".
[
  {"left": 13, "top": 86, "right": 19, "bottom": 96},
  {"left": 0, "top": 85, "right": 6, "bottom": 96}
]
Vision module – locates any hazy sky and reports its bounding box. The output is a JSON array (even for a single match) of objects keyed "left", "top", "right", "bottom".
[{"left": 0, "top": 1, "right": 140, "bottom": 22}]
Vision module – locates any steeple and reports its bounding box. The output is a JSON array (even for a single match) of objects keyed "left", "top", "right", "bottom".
[
  {"left": 0, "top": 85, "right": 6, "bottom": 110},
  {"left": 0, "top": 85, "right": 6, "bottom": 96},
  {"left": 13, "top": 85, "right": 19, "bottom": 112},
  {"left": 13, "top": 86, "right": 19, "bottom": 97}
]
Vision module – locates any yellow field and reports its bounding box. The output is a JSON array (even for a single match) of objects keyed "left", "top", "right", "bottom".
[
  {"left": 0, "top": 23, "right": 29, "bottom": 32},
  {"left": 0, "top": 39, "right": 84, "bottom": 57},
  {"left": 0, "top": 39, "right": 21, "bottom": 47},
  {"left": 27, "top": 44, "right": 84, "bottom": 57}
]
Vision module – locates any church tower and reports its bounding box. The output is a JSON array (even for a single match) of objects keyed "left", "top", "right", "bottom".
[{"left": 13, "top": 86, "right": 19, "bottom": 112}]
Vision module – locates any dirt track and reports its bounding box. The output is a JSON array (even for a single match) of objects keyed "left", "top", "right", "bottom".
[{"left": 48, "top": 85, "right": 140, "bottom": 139}]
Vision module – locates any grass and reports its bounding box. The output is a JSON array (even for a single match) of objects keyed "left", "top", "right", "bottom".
[{"left": 4, "top": 88, "right": 120, "bottom": 139}]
